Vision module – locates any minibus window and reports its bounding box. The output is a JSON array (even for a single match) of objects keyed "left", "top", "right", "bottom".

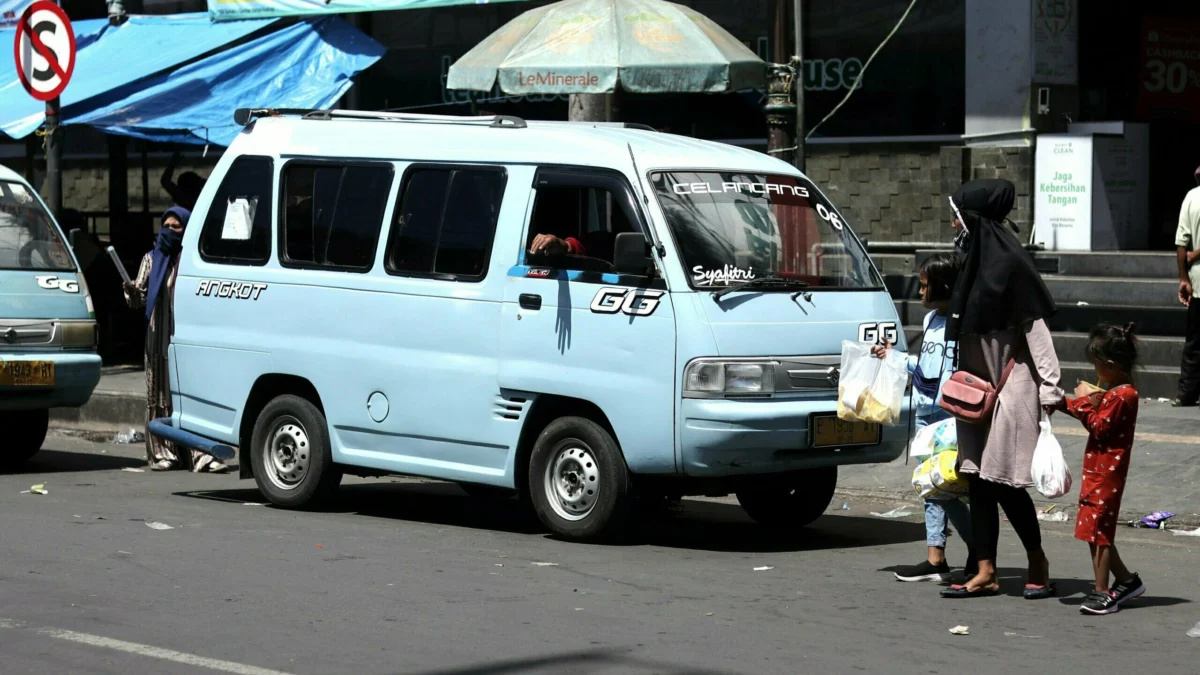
[
  {"left": 526, "top": 185, "right": 636, "bottom": 271},
  {"left": 651, "top": 172, "right": 881, "bottom": 290},
  {"left": 281, "top": 162, "right": 392, "bottom": 271},
  {"left": 386, "top": 167, "right": 506, "bottom": 282},
  {"left": 0, "top": 181, "right": 73, "bottom": 271},
  {"left": 199, "top": 156, "right": 274, "bottom": 265}
]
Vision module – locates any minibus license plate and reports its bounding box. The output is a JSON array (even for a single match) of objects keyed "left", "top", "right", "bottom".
[
  {"left": 0, "top": 360, "right": 55, "bottom": 386},
  {"left": 810, "top": 415, "right": 880, "bottom": 448}
]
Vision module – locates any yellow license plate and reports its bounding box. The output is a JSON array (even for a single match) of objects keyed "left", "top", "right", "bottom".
[
  {"left": 811, "top": 415, "right": 880, "bottom": 448},
  {"left": 0, "top": 360, "right": 55, "bottom": 386}
]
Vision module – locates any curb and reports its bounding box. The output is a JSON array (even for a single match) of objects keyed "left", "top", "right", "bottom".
[
  {"left": 51, "top": 389, "right": 143, "bottom": 430},
  {"left": 832, "top": 487, "right": 1200, "bottom": 529}
]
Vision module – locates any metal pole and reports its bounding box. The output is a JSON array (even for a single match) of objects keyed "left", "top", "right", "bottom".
[
  {"left": 793, "top": 0, "right": 805, "bottom": 171},
  {"left": 765, "top": 1, "right": 797, "bottom": 167},
  {"left": 44, "top": 97, "right": 62, "bottom": 220}
]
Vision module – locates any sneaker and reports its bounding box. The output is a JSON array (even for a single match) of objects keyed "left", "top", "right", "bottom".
[
  {"left": 1111, "top": 573, "right": 1146, "bottom": 606},
  {"left": 1080, "top": 590, "right": 1120, "bottom": 615},
  {"left": 894, "top": 560, "right": 952, "bottom": 583}
]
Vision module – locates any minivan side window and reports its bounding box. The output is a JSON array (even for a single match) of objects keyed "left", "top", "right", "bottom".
[
  {"left": 525, "top": 170, "right": 643, "bottom": 274},
  {"left": 280, "top": 162, "right": 393, "bottom": 271},
  {"left": 385, "top": 166, "right": 506, "bottom": 282},
  {"left": 199, "top": 156, "right": 274, "bottom": 265}
]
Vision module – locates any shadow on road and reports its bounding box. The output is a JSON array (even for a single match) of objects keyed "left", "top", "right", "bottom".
[
  {"left": 3, "top": 449, "right": 145, "bottom": 475},
  {"left": 177, "top": 481, "right": 926, "bottom": 554},
  {"left": 400, "top": 648, "right": 733, "bottom": 675}
]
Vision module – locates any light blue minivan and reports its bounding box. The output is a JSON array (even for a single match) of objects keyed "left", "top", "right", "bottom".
[
  {"left": 0, "top": 165, "right": 101, "bottom": 468},
  {"left": 161, "top": 108, "right": 909, "bottom": 540}
]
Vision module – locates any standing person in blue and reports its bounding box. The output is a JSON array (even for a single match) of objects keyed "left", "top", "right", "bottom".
[
  {"left": 124, "top": 207, "right": 227, "bottom": 473},
  {"left": 873, "top": 253, "right": 975, "bottom": 582}
]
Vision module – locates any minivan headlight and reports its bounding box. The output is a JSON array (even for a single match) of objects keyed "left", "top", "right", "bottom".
[
  {"left": 61, "top": 321, "right": 97, "bottom": 348},
  {"left": 684, "top": 360, "right": 776, "bottom": 397}
]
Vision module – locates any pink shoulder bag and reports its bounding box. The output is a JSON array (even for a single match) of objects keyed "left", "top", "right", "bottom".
[{"left": 938, "top": 359, "right": 1015, "bottom": 424}]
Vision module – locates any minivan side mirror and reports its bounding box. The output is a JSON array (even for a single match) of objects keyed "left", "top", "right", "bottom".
[{"left": 613, "top": 232, "right": 653, "bottom": 276}]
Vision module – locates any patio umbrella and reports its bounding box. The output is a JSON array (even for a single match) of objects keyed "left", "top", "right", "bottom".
[{"left": 446, "top": 0, "right": 764, "bottom": 96}]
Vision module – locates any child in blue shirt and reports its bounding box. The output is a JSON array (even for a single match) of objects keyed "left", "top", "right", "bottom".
[{"left": 874, "top": 253, "right": 975, "bottom": 583}]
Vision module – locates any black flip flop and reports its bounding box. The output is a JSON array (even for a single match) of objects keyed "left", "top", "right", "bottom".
[
  {"left": 1023, "top": 583, "right": 1057, "bottom": 600},
  {"left": 941, "top": 584, "right": 1000, "bottom": 599}
]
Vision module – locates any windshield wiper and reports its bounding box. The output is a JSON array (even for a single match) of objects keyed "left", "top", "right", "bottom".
[{"left": 711, "top": 275, "right": 810, "bottom": 302}]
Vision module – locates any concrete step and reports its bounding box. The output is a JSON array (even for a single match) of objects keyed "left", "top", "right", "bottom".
[
  {"left": 894, "top": 299, "right": 1188, "bottom": 337},
  {"left": 1042, "top": 276, "right": 1177, "bottom": 308},
  {"left": 1051, "top": 332, "right": 1182, "bottom": 370},
  {"left": 885, "top": 274, "right": 1179, "bottom": 308},
  {"left": 1032, "top": 251, "right": 1176, "bottom": 279},
  {"left": 51, "top": 389, "right": 143, "bottom": 430},
  {"left": 1060, "top": 362, "right": 1177, "bottom": 400}
]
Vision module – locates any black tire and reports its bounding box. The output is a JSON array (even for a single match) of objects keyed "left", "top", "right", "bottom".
[
  {"left": 0, "top": 409, "right": 48, "bottom": 470},
  {"left": 736, "top": 467, "right": 838, "bottom": 528},
  {"left": 528, "top": 416, "right": 633, "bottom": 542},
  {"left": 250, "top": 395, "right": 341, "bottom": 508},
  {"left": 459, "top": 483, "right": 516, "bottom": 500}
]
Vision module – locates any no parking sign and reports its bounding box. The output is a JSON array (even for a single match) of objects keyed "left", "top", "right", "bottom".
[{"left": 12, "top": 1, "right": 75, "bottom": 102}]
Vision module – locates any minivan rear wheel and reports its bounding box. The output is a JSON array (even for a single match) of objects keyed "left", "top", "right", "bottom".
[
  {"left": 251, "top": 395, "right": 341, "bottom": 508},
  {"left": 736, "top": 467, "right": 838, "bottom": 528},
  {"left": 528, "top": 417, "right": 633, "bottom": 542},
  {"left": 0, "top": 409, "right": 48, "bottom": 470}
]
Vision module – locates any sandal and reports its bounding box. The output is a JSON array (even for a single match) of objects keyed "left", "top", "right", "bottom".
[
  {"left": 941, "top": 583, "right": 1000, "bottom": 599},
  {"left": 1023, "top": 583, "right": 1057, "bottom": 599}
]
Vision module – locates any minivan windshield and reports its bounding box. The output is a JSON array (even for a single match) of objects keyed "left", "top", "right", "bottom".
[
  {"left": 651, "top": 172, "right": 880, "bottom": 290},
  {"left": 0, "top": 180, "right": 73, "bottom": 271}
]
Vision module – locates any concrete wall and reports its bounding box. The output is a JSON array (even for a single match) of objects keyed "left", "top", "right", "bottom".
[{"left": 806, "top": 144, "right": 1034, "bottom": 242}]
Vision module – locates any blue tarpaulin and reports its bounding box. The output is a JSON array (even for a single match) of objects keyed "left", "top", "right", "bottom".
[{"left": 0, "top": 12, "right": 384, "bottom": 146}]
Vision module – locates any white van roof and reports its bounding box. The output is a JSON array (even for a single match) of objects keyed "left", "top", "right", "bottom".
[{"left": 230, "top": 109, "right": 799, "bottom": 178}]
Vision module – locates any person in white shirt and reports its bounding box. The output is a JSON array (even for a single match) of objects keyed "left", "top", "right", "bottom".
[{"left": 1173, "top": 167, "right": 1200, "bottom": 406}]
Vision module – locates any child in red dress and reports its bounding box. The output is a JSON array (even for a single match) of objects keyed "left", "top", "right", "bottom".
[{"left": 1063, "top": 322, "right": 1146, "bottom": 615}]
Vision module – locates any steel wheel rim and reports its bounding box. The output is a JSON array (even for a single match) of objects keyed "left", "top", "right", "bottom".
[
  {"left": 544, "top": 441, "right": 600, "bottom": 522},
  {"left": 263, "top": 415, "right": 311, "bottom": 491}
]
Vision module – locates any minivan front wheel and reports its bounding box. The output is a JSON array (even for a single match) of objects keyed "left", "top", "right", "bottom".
[
  {"left": 529, "top": 417, "right": 632, "bottom": 542},
  {"left": 736, "top": 467, "right": 838, "bottom": 528},
  {"left": 251, "top": 395, "right": 341, "bottom": 508},
  {"left": 0, "top": 409, "right": 48, "bottom": 470}
]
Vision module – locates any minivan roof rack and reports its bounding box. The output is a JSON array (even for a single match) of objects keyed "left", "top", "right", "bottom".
[
  {"left": 530, "top": 120, "right": 657, "bottom": 132},
  {"left": 233, "top": 108, "right": 527, "bottom": 129}
]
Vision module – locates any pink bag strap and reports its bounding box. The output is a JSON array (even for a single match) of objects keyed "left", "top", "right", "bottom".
[{"left": 996, "top": 358, "right": 1016, "bottom": 393}]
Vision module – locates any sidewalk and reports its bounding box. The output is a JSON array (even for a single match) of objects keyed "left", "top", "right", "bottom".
[
  {"left": 53, "top": 368, "right": 1200, "bottom": 527},
  {"left": 839, "top": 399, "right": 1200, "bottom": 528}
]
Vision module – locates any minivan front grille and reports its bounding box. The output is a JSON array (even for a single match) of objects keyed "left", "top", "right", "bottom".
[{"left": 773, "top": 355, "right": 842, "bottom": 392}]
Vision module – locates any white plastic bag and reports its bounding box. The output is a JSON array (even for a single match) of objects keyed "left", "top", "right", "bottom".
[
  {"left": 837, "top": 340, "right": 908, "bottom": 425},
  {"left": 1031, "top": 411, "right": 1072, "bottom": 499},
  {"left": 910, "top": 423, "right": 938, "bottom": 460},
  {"left": 911, "top": 417, "right": 955, "bottom": 460}
]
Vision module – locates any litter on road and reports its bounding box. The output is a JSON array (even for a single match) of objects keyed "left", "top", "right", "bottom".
[
  {"left": 531, "top": 562, "right": 558, "bottom": 567},
  {"left": 1038, "top": 511, "right": 1069, "bottom": 522},
  {"left": 1135, "top": 511, "right": 1176, "bottom": 529},
  {"left": 1173, "top": 528, "right": 1200, "bottom": 537},
  {"left": 1188, "top": 622, "right": 1200, "bottom": 638},
  {"left": 949, "top": 625, "right": 969, "bottom": 635},
  {"left": 753, "top": 566, "right": 774, "bottom": 571},
  {"left": 870, "top": 507, "right": 914, "bottom": 518},
  {"left": 111, "top": 428, "right": 145, "bottom": 444},
  {"left": 22, "top": 484, "right": 48, "bottom": 495},
  {"left": 120, "top": 468, "right": 145, "bottom": 473},
  {"left": 145, "top": 522, "right": 174, "bottom": 530}
]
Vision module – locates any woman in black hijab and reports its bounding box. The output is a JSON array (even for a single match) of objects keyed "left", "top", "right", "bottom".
[{"left": 940, "top": 179, "right": 1065, "bottom": 600}]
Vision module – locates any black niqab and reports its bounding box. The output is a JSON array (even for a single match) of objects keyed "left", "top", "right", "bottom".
[{"left": 945, "top": 179, "right": 1056, "bottom": 340}]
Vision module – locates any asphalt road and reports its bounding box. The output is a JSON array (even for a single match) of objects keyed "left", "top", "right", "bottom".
[{"left": 1, "top": 434, "right": 1197, "bottom": 675}]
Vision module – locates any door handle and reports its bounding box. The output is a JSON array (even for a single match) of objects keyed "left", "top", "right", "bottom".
[{"left": 519, "top": 294, "right": 542, "bottom": 310}]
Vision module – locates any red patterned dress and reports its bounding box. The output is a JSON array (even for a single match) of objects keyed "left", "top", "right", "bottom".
[{"left": 1065, "top": 384, "right": 1139, "bottom": 546}]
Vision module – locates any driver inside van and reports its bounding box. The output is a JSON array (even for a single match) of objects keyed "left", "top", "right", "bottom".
[{"left": 526, "top": 187, "right": 625, "bottom": 265}]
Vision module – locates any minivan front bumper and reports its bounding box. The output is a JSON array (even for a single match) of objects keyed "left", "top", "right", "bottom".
[
  {"left": 0, "top": 351, "right": 102, "bottom": 411},
  {"left": 680, "top": 396, "right": 909, "bottom": 476}
]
